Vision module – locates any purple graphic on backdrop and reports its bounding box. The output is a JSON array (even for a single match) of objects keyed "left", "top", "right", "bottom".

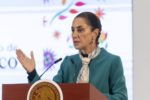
[{"left": 43, "top": 49, "right": 56, "bottom": 69}]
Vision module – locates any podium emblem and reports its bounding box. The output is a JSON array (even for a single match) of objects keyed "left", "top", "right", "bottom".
[{"left": 27, "top": 80, "right": 63, "bottom": 100}]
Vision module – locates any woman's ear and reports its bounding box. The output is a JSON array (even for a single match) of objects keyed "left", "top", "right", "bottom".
[{"left": 92, "top": 28, "right": 99, "bottom": 39}]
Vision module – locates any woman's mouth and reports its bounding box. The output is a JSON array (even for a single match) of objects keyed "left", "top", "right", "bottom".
[{"left": 73, "top": 41, "right": 80, "bottom": 45}]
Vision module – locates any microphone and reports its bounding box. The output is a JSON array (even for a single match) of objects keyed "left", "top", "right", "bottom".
[{"left": 39, "top": 58, "right": 62, "bottom": 79}]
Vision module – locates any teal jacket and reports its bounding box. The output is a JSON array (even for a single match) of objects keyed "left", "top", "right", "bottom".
[{"left": 29, "top": 48, "right": 128, "bottom": 100}]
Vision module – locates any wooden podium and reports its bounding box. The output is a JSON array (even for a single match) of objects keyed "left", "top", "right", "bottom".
[{"left": 2, "top": 83, "right": 107, "bottom": 100}]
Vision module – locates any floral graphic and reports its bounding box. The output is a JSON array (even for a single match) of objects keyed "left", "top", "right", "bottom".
[{"left": 43, "top": 49, "right": 56, "bottom": 69}]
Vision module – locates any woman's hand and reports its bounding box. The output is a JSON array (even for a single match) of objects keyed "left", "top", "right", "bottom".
[{"left": 16, "top": 49, "right": 35, "bottom": 73}]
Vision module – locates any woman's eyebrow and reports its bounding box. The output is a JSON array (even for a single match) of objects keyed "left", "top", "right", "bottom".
[{"left": 72, "top": 25, "right": 83, "bottom": 29}]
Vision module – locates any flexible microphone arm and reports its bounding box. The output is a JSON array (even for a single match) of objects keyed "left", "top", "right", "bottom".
[{"left": 39, "top": 58, "right": 62, "bottom": 79}]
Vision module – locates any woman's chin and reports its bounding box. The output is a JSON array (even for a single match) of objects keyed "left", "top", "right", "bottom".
[{"left": 74, "top": 45, "right": 81, "bottom": 50}]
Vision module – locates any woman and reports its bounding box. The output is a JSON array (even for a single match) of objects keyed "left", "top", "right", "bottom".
[{"left": 16, "top": 12, "right": 128, "bottom": 100}]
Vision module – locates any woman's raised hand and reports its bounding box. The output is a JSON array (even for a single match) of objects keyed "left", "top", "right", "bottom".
[{"left": 16, "top": 49, "right": 35, "bottom": 73}]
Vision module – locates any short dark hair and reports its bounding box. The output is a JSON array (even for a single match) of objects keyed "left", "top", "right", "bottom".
[{"left": 75, "top": 12, "right": 102, "bottom": 45}]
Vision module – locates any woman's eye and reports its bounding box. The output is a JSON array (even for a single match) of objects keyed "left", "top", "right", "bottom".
[
  {"left": 77, "top": 28, "right": 84, "bottom": 33},
  {"left": 71, "top": 29, "right": 74, "bottom": 32}
]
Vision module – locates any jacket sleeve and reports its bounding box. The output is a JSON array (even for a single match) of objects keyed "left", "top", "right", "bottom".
[
  {"left": 53, "top": 56, "right": 76, "bottom": 83},
  {"left": 27, "top": 69, "right": 40, "bottom": 84},
  {"left": 53, "top": 63, "right": 64, "bottom": 83},
  {"left": 53, "top": 56, "right": 68, "bottom": 83},
  {"left": 104, "top": 56, "right": 128, "bottom": 100}
]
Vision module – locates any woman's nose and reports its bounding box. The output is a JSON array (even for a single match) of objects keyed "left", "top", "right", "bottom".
[{"left": 72, "top": 31, "right": 78, "bottom": 38}]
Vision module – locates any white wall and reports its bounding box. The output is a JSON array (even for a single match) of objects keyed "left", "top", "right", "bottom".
[{"left": 133, "top": 0, "right": 150, "bottom": 100}]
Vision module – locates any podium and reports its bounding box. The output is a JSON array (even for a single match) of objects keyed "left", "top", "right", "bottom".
[{"left": 2, "top": 83, "right": 107, "bottom": 100}]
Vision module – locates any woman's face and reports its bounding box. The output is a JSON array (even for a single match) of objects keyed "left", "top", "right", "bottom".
[{"left": 71, "top": 17, "right": 96, "bottom": 52}]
